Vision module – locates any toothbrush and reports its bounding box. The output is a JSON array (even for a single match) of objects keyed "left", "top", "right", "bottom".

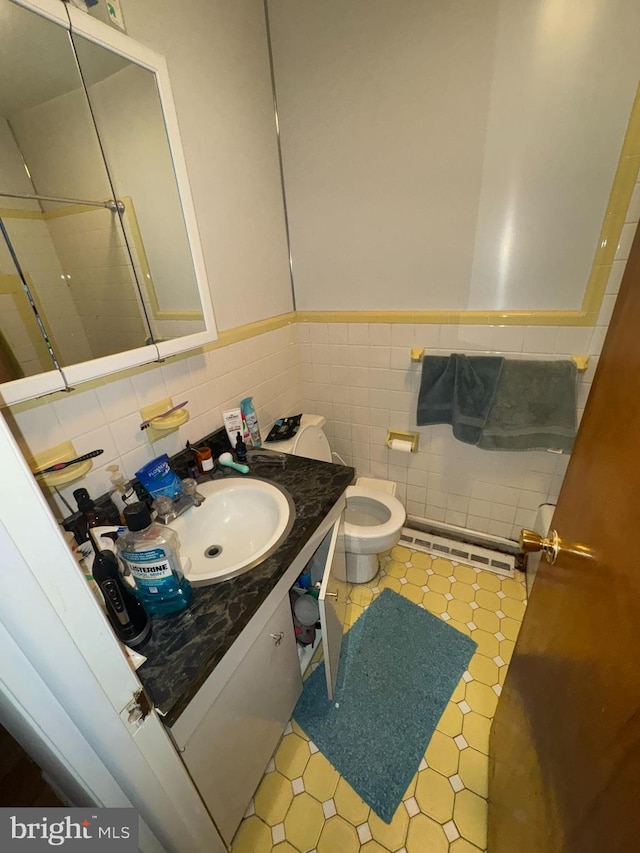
[
  {"left": 139, "top": 400, "right": 188, "bottom": 430},
  {"left": 33, "top": 449, "right": 104, "bottom": 476}
]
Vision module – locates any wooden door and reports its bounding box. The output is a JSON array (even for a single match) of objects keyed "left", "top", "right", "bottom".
[{"left": 489, "top": 224, "right": 640, "bottom": 851}]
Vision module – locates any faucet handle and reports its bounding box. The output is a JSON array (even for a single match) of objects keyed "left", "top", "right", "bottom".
[
  {"left": 152, "top": 495, "right": 175, "bottom": 523},
  {"left": 181, "top": 478, "right": 205, "bottom": 505}
]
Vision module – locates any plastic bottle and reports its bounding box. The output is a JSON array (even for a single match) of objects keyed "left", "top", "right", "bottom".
[
  {"left": 117, "top": 502, "right": 192, "bottom": 615},
  {"left": 106, "top": 464, "right": 136, "bottom": 522},
  {"left": 240, "top": 396, "right": 262, "bottom": 447},
  {"left": 73, "top": 488, "right": 119, "bottom": 541},
  {"left": 235, "top": 431, "right": 247, "bottom": 462},
  {"left": 73, "top": 487, "right": 101, "bottom": 543}
]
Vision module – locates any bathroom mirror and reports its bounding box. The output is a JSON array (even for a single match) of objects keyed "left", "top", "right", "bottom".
[
  {"left": 71, "top": 31, "right": 206, "bottom": 342},
  {"left": 0, "top": 0, "right": 137, "bottom": 385},
  {"left": 0, "top": 0, "right": 216, "bottom": 404}
]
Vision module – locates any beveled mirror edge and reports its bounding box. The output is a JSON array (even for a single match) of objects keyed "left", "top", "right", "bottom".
[{"left": 1, "top": 0, "right": 218, "bottom": 406}]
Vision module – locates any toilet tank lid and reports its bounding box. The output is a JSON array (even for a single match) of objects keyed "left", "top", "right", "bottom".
[{"left": 300, "top": 413, "right": 326, "bottom": 430}]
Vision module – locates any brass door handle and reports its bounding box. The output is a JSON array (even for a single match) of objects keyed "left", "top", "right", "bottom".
[
  {"left": 520, "top": 529, "right": 595, "bottom": 565},
  {"left": 270, "top": 632, "right": 284, "bottom": 646},
  {"left": 520, "top": 529, "right": 560, "bottom": 563},
  {"left": 325, "top": 591, "right": 338, "bottom": 599}
]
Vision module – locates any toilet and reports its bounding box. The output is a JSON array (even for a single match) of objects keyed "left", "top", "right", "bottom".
[{"left": 274, "top": 414, "right": 406, "bottom": 583}]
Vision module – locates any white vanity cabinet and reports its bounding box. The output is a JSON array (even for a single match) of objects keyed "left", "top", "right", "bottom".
[
  {"left": 170, "top": 499, "right": 349, "bottom": 846},
  {"left": 179, "top": 594, "right": 301, "bottom": 844}
]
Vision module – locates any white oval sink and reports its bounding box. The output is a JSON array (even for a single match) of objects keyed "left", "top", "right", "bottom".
[{"left": 169, "top": 477, "right": 295, "bottom": 585}]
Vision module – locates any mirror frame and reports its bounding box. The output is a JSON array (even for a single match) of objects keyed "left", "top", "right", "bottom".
[{"left": 1, "top": 0, "right": 217, "bottom": 405}]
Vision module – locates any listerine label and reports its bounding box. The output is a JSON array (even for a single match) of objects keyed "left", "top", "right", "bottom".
[{"left": 121, "top": 548, "right": 174, "bottom": 595}]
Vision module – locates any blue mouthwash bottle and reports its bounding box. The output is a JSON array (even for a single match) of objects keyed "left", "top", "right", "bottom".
[{"left": 117, "top": 502, "right": 192, "bottom": 615}]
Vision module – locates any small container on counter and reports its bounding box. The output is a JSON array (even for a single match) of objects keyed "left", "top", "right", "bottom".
[
  {"left": 195, "top": 445, "right": 214, "bottom": 474},
  {"left": 235, "top": 432, "right": 247, "bottom": 462}
]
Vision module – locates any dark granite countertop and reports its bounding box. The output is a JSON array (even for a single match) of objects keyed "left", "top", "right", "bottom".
[{"left": 136, "top": 451, "right": 354, "bottom": 726}]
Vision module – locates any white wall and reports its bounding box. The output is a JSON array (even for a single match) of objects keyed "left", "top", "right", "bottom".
[{"left": 269, "top": 0, "right": 640, "bottom": 312}]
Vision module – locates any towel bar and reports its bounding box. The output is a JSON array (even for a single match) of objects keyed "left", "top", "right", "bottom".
[
  {"left": 571, "top": 355, "right": 589, "bottom": 371},
  {"left": 411, "top": 349, "right": 589, "bottom": 371}
]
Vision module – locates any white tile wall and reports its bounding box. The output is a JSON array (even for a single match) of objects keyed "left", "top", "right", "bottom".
[
  {"left": 6, "top": 324, "right": 303, "bottom": 519},
  {"left": 299, "top": 296, "right": 624, "bottom": 541},
  {"left": 300, "top": 178, "right": 639, "bottom": 541},
  {"left": 4, "top": 171, "right": 638, "bottom": 535}
]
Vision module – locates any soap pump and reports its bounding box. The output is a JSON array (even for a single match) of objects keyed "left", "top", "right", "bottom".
[{"left": 107, "top": 464, "right": 135, "bottom": 521}]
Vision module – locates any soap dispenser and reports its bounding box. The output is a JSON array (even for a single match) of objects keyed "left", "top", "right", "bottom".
[{"left": 107, "top": 464, "right": 135, "bottom": 521}]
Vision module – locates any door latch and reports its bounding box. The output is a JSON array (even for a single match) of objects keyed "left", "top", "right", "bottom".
[{"left": 124, "top": 688, "right": 153, "bottom": 727}]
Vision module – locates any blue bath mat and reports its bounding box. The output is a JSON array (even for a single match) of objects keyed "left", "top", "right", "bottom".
[{"left": 293, "top": 588, "right": 477, "bottom": 822}]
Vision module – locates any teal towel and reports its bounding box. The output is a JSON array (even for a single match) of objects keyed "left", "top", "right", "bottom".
[
  {"left": 478, "top": 359, "right": 577, "bottom": 452},
  {"left": 417, "top": 354, "right": 504, "bottom": 444}
]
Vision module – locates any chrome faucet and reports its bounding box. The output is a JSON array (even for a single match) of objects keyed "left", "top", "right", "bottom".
[{"left": 152, "top": 478, "right": 205, "bottom": 524}]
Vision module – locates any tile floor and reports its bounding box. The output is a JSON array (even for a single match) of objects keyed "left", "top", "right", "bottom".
[{"left": 232, "top": 546, "right": 527, "bottom": 853}]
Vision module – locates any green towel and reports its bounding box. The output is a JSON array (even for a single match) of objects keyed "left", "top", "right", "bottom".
[
  {"left": 478, "top": 359, "right": 577, "bottom": 452},
  {"left": 417, "top": 354, "right": 504, "bottom": 445}
]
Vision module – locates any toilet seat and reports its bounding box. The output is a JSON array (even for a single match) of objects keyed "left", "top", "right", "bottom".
[
  {"left": 342, "top": 485, "right": 406, "bottom": 555},
  {"left": 275, "top": 412, "right": 406, "bottom": 583}
]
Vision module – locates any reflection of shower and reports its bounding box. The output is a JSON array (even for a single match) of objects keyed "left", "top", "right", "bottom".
[
  {"left": 0, "top": 216, "right": 62, "bottom": 377},
  {"left": 0, "top": 192, "right": 153, "bottom": 370},
  {"left": 0, "top": 190, "right": 124, "bottom": 213}
]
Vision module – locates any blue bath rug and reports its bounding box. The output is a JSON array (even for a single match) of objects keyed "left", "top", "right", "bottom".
[{"left": 293, "top": 588, "right": 477, "bottom": 823}]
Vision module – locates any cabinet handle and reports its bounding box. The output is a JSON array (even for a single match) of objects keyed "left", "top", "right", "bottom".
[
  {"left": 325, "top": 591, "right": 338, "bottom": 600},
  {"left": 270, "top": 632, "right": 284, "bottom": 646}
]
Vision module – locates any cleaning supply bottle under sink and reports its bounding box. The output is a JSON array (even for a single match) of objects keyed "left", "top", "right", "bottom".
[{"left": 117, "top": 502, "right": 192, "bottom": 615}]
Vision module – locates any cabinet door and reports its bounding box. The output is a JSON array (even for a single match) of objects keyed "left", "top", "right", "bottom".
[
  {"left": 181, "top": 595, "right": 302, "bottom": 845},
  {"left": 318, "top": 516, "right": 351, "bottom": 700}
]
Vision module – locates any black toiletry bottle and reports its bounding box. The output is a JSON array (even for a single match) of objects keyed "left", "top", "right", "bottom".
[
  {"left": 91, "top": 548, "right": 151, "bottom": 648},
  {"left": 73, "top": 488, "right": 100, "bottom": 543},
  {"left": 236, "top": 432, "right": 247, "bottom": 462}
]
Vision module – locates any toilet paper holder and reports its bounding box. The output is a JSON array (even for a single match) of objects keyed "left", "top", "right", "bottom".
[{"left": 386, "top": 429, "right": 419, "bottom": 453}]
